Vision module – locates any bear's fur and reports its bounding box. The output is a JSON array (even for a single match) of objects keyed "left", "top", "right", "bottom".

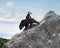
[{"left": 19, "top": 18, "right": 39, "bottom": 30}]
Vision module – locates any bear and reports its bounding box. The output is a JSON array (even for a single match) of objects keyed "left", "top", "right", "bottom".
[{"left": 19, "top": 18, "right": 39, "bottom": 30}]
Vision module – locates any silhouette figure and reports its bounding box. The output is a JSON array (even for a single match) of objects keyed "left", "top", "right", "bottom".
[
  {"left": 19, "top": 11, "right": 39, "bottom": 30},
  {"left": 19, "top": 18, "right": 39, "bottom": 30}
]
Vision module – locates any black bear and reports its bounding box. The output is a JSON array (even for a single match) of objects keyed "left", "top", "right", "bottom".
[{"left": 19, "top": 18, "right": 39, "bottom": 30}]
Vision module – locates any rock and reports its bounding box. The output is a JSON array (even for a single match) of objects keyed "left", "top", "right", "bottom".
[{"left": 3, "top": 11, "right": 60, "bottom": 48}]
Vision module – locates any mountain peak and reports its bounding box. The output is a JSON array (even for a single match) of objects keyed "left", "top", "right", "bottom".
[
  {"left": 47, "top": 10, "right": 55, "bottom": 14},
  {"left": 3, "top": 11, "right": 60, "bottom": 48},
  {"left": 45, "top": 11, "right": 56, "bottom": 18},
  {"left": 42, "top": 10, "right": 60, "bottom": 23}
]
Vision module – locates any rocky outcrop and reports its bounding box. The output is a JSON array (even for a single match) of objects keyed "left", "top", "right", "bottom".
[{"left": 3, "top": 11, "right": 60, "bottom": 48}]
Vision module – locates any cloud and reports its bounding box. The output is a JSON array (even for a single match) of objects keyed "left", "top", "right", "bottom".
[
  {"left": 0, "top": 5, "right": 43, "bottom": 22},
  {"left": 0, "top": 8, "right": 6, "bottom": 14},
  {"left": 0, "top": 32, "right": 13, "bottom": 39},
  {"left": 0, "top": 25, "right": 18, "bottom": 34},
  {"left": 0, "top": 8, "right": 21, "bottom": 22},
  {"left": 15, "top": 13, "right": 25, "bottom": 20},
  {"left": 0, "top": 7, "right": 11, "bottom": 17},
  {"left": 5, "top": 12, "right": 12, "bottom": 18},
  {"left": 0, "top": 7, "right": 15, "bottom": 21},
  {"left": 6, "top": 1, "right": 14, "bottom": 7},
  {"left": 0, "top": 22, "right": 24, "bottom": 39}
]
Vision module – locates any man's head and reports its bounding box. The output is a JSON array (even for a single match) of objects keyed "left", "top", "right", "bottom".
[{"left": 28, "top": 11, "right": 32, "bottom": 14}]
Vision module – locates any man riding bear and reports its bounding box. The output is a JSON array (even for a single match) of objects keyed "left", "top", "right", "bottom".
[{"left": 19, "top": 11, "right": 39, "bottom": 30}]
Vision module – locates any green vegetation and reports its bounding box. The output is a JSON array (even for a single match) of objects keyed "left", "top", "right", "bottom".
[{"left": 0, "top": 38, "right": 9, "bottom": 48}]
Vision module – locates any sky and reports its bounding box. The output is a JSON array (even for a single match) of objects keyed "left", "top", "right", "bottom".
[{"left": 0, "top": 0, "right": 60, "bottom": 39}]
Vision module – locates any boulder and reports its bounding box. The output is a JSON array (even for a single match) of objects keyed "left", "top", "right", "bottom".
[{"left": 3, "top": 11, "right": 60, "bottom": 48}]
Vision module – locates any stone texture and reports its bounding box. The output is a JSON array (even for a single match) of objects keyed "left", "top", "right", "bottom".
[{"left": 3, "top": 11, "right": 60, "bottom": 48}]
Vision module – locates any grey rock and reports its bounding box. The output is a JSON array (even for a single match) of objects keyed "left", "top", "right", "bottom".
[{"left": 3, "top": 11, "right": 60, "bottom": 48}]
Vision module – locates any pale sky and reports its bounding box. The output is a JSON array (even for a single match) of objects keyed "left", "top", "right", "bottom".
[{"left": 0, "top": 0, "right": 60, "bottom": 39}]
